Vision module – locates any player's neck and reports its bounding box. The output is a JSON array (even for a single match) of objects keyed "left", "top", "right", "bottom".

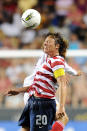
[{"left": 48, "top": 52, "right": 59, "bottom": 58}]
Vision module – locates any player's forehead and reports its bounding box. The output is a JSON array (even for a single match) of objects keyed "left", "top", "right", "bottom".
[{"left": 45, "top": 36, "right": 55, "bottom": 42}]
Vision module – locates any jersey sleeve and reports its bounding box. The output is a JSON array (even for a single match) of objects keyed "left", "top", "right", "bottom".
[
  {"left": 65, "top": 61, "right": 77, "bottom": 75},
  {"left": 33, "top": 52, "right": 47, "bottom": 73},
  {"left": 23, "top": 52, "right": 47, "bottom": 87},
  {"left": 51, "top": 58, "right": 65, "bottom": 78},
  {"left": 23, "top": 74, "right": 34, "bottom": 87}
]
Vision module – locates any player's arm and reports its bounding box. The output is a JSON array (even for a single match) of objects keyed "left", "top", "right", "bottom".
[
  {"left": 57, "top": 75, "right": 66, "bottom": 109},
  {"left": 51, "top": 112, "right": 69, "bottom": 131},
  {"left": 57, "top": 112, "right": 69, "bottom": 126},
  {"left": 56, "top": 75, "right": 66, "bottom": 118},
  {"left": 6, "top": 86, "right": 30, "bottom": 96},
  {"left": 54, "top": 68, "right": 66, "bottom": 119},
  {"left": 6, "top": 75, "right": 33, "bottom": 96}
]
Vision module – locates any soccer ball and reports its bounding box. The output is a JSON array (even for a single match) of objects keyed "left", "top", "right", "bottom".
[{"left": 21, "top": 9, "right": 41, "bottom": 29}]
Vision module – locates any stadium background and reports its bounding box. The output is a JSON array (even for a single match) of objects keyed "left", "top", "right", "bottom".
[{"left": 0, "top": 0, "right": 87, "bottom": 131}]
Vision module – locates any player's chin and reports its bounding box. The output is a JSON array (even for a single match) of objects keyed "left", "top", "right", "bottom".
[{"left": 43, "top": 48, "right": 48, "bottom": 53}]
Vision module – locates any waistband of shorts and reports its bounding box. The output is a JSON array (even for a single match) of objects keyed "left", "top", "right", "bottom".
[{"left": 31, "top": 95, "right": 55, "bottom": 101}]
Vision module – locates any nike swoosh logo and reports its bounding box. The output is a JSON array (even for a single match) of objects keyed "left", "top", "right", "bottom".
[{"left": 39, "top": 126, "right": 43, "bottom": 128}]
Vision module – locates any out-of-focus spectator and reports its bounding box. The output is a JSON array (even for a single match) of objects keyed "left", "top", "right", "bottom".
[
  {"left": 6, "top": 58, "right": 36, "bottom": 85},
  {"left": 0, "top": 30, "right": 5, "bottom": 48},
  {"left": 12, "top": 7, "right": 24, "bottom": 31},
  {"left": 82, "top": 61, "right": 87, "bottom": 74},
  {"left": 6, "top": 59, "right": 23, "bottom": 84},
  {"left": 0, "top": 30, "right": 20, "bottom": 49},
  {"left": 38, "top": 0, "right": 56, "bottom": 12},
  {"left": 1, "top": 23, "right": 21, "bottom": 37},
  {"left": 69, "top": 32, "right": 83, "bottom": 50},
  {"left": 0, "top": 68, "right": 12, "bottom": 93},
  {"left": 66, "top": 58, "right": 87, "bottom": 107},
  {"left": 67, "top": 58, "right": 80, "bottom": 70},
  {"left": 0, "top": 6, "right": 23, "bottom": 37},
  {"left": 3, "top": 0, "right": 17, "bottom": 14},
  {"left": 3, "top": 0, "right": 17, "bottom": 24},
  {"left": 0, "top": 35, "right": 20, "bottom": 49},
  {"left": 74, "top": 20, "right": 87, "bottom": 42},
  {"left": 83, "top": 10, "right": 87, "bottom": 25},
  {"left": 0, "top": 1, "right": 9, "bottom": 24},
  {"left": 22, "top": 58, "right": 36, "bottom": 75},
  {"left": 67, "top": 4, "right": 83, "bottom": 31},
  {"left": 0, "top": 59, "right": 10, "bottom": 68},
  {"left": 5, "top": 94, "right": 24, "bottom": 108},
  {"left": 68, "top": 32, "right": 87, "bottom": 65},
  {"left": 38, "top": 7, "right": 55, "bottom": 36},
  {"left": 72, "top": 75, "right": 87, "bottom": 108},
  {"left": 1, "top": 36, "right": 14, "bottom": 49},
  {"left": 18, "top": 0, "right": 38, "bottom": 12},
  {"left": 10, "top": 37, "right": 20, "bottom": 49},
  {"left": 20, "top": 29, "right": 36, "bottom": 48},
  {"left": 28, "top": 36, "right": 43, "bottom": 49},
  {"left": 0, "top": 68, "right": 13, "bottom": 106},
  {"left": 0, "top": 0, "right": 87, "bottom": 50},
  {"left": 51, "top": 18, "right": 70, "bottom": 40},
  {"left": 55, "top": 0, "right": 74, "bottom": 25},
  {"left": 75, "top": 0, "right": 87, "bottom": 14},
  {"left": 75, "top": 56, "right": 87, "bottom": 66}
]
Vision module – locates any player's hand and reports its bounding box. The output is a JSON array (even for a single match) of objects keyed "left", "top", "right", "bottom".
[
  {"left": 55, "top": 112, "right": 69, "bottom": 126},
  {"left": 6, "top": 88, "right": 19, "bottom": 96},
  {"left": 76, "top": 71, "right": 82, "bottom": 76},
  {"left": 55, "top": 106, "right": 65, "bottom": 120}
]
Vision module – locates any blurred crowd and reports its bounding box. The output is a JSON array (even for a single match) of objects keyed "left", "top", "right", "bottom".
[
  {"left": 0, "top": 0, "right": 87, "bottom": 109},
  {"left": 0, "top": 0, "right": 87, "bottom": 49}
]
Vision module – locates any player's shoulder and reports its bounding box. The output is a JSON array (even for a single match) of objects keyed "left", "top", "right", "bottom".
[
  {"left": 37, "top": 52, "right": 47, "bottom": 64},
  {"left": 49, "top": 56, "right": 65, "bottom": 63},
  {"left": 23, "top": 75, "right": 34, "bottom": 87},
  {"left": 24, "top": 76, "right": 32, "bottom": 83},
  {"left": 24, "top": 76, "right": 30, "bottom": 81},
  {"left": 40, "top": 52, "right": 47, "bottom": 58}
]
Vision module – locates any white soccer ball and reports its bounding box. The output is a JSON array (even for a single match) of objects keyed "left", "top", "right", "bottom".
[{"left": 21, "top": 9, "right": 41, "bottom": 29}]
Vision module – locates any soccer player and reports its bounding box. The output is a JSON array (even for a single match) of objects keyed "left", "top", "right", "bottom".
[
  {"left": 22, "top": 54, "right": 80, "bottom": 131},
  {"left": 23, "top": 52, "right": 81, "bottom": 105},
  {"left": 7, "top": 33, "right": 80, "bottom": 131}
]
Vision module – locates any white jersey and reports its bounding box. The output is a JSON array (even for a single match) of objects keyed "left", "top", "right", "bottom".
[
  {"left": 23, "top": 52, "right": 77, "bottom": 104},
  {"left": 31, "top": 55, "right": 65, "bottom": 99}
]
